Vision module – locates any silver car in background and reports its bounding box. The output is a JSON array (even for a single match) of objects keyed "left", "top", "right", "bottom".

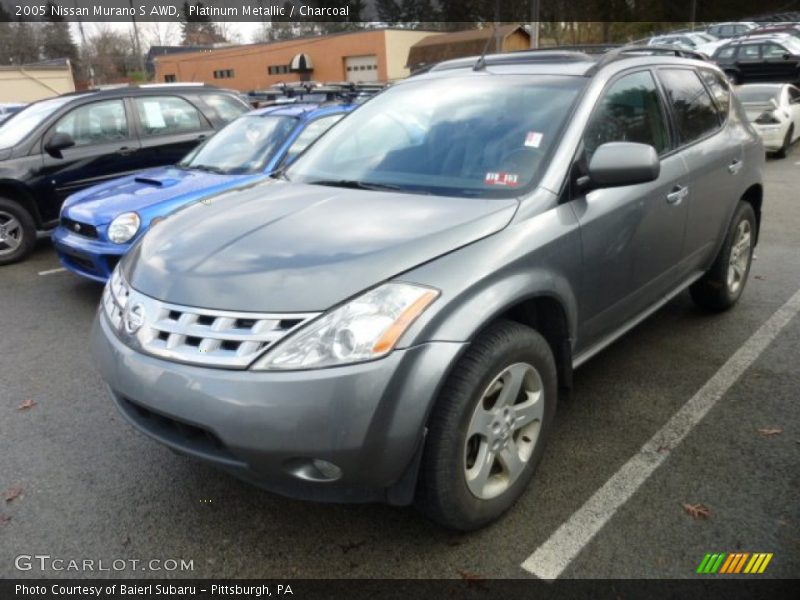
[{"left": 92, "top": 49, "right": 764, "bottom": 530}]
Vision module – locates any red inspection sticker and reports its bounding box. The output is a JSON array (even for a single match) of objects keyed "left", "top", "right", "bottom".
[{"left": 485, "top": 172, "right": 520, "bottom": 187}]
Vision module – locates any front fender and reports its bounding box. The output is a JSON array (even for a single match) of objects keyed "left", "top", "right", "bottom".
[{"left": 399, "top": 199, "right": 582, "bottom": 349}]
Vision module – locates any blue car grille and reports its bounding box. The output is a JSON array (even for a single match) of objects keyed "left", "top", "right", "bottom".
[{"left": 61, "top": 217, "right": 98, "bottom": 239}]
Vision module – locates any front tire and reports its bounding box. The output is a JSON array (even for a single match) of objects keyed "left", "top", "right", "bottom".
[
  {"left": 0, "top": 197, "right": 36, "bottom": 266},
  {"left": 690, "top": 201, "right": 756, "bottom": 311},
  {"left": 416, "top": 320, "right": 557, "bottom": 531}
]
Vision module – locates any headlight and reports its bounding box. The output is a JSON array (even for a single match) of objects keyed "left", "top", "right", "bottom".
[
  {"left": 107, "top": 212, "right": 140, "bottom": 244},
  {"left": 252, "top": 283, "right": 439, "bottom": 370}
]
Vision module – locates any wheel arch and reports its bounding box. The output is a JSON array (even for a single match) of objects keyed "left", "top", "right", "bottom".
[
  {"left": 740, "top": 183, "right": 762, "bottom": 245},
  {"left": 0, "top": 180, "right": 42, "bottom": 228}
]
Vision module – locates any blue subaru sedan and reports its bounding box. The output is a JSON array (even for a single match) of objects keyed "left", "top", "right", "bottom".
[{"left": 53, "top": 103, "right": 353, "bottom": 282}]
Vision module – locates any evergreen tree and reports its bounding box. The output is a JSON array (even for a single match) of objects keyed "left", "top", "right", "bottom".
[{"left": 41, "top": 2, "right": 79, "bottom": 65}]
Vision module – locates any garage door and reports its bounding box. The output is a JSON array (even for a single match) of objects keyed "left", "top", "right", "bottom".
[{"left": 345, "top": 55, "right": 379, "bottom": 83}]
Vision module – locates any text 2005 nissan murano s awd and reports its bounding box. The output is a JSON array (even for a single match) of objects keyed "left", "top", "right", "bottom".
[{"left": 92, "top": 50, "right": 764, "bottom": 530}]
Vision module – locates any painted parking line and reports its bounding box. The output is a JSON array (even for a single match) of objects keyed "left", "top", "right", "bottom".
[
  {"left": 521, "top": 287, "right": 800, "bottom": 580},
  {"left": 37, "top": 267, "right": 67, "bottom": 276}
]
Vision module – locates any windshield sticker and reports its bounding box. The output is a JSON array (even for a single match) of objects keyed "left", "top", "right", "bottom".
[
  {"left": 485, "top": 172, "right": 519, "bottom": 187},
  {"left": 524, "top": 131, "right": 543, "bottom": 148}
]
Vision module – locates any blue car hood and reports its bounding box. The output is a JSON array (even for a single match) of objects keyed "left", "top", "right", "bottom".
[
  {"left": 124, "top": 180, "right": 519, "bottom": 313},
  {"left": 63, "top": 167, "right": 254, "bottom": 225}
]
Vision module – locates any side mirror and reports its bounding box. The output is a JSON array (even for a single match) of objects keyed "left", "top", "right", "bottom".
[
  {"left": 44, "top": 132, "right": 75, "bottom": 158},
  {"left": 769, "top": 97, "right": 779, "bottom": 110},
  {"left": 587, "top": 142, "right": 660, "bottom": 188},
  {"left": 783, "top": 53, "right": 791, "bottom": 60}
]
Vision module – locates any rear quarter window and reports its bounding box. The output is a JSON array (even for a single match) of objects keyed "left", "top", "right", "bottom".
[
  {"left": 657, "top": 68, "right": 721, "bottom": 145},
  {"left": 699, "top": 69, "right": 731, "bottom": 120}
]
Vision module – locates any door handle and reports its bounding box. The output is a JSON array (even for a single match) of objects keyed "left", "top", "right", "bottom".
[
  {"left": 728, "top": 159, "right": 743, "bottom": 174},
  {"left": 117, "top": 146, "right": 136, "bottom": 156},
  {"left": 196, "top": 134, "right": 208, "bottom": 141},
  {"left": 666, "top": 185, "right": 689, "bottom": 205}
]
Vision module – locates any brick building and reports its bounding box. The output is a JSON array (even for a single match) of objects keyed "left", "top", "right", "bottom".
[{"left": 154, "top": 28, "right": 437, "bottom": 91}]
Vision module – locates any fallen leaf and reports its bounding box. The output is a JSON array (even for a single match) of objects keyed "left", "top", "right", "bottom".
[
  {"left": 0, "top": 515, "right": 10, "bottom": 526},
  {"left": 757, "top": 428, "right": 783, "bottom": 437},
  {"left": 4, "top": 486, "right": 23, "bottom": 503},
  {"left": 682, "top": 503, "right": 711, "bottom": 519},
  {"left": 754, "top": 275, "right": 765, "bottom": 280},
  {"left": 122, "top": 535, "right": 131, "bottom": 547},
  {"left": 17, "top": 399, "right": 37, "bottom": 411}
]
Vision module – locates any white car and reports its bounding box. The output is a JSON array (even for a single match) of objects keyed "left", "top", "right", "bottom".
[{"left": 738, "top": 83, "right": 800, "bottom": 157}]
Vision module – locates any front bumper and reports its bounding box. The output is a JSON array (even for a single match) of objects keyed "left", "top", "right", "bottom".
[
  {"left": 52, "top": 225, "right": 129, "bottom": 283},
  {"left": 91, "top": 310, "right": 466, "bottom": 504}
]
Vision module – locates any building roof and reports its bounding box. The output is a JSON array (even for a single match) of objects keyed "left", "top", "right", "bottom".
[
  {"left": 0, "top": 58, "right": 72, "bottom": 71},
  {"left": 407, "top": 25, "right": 530, "bottom": 68}
]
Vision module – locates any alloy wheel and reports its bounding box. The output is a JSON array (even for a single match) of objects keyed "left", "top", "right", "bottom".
[
  {"left": 727, "top": 219, "right": 752, "bottom": 295},
  {"left": 464, "top": 362, "right": 544, "bottom": 500},
  {"left": 0, "top": 210, "right": 23, "bottom": 257}
]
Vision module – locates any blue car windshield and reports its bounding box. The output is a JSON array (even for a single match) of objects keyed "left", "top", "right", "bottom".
[
  {"left": 0, "top": 95, "right": 74, "bottom": 149},
  {"left": 286, "top": 75, "right": 586, "bottom": 198},
  {"left": 179, "top": 115, "right": 297, "bottom": 174}
]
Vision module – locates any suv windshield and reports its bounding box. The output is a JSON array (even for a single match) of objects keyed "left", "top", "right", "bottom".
[
  {"left": 286, "top": 75, "right": 586, "bottom": 198},
  {"left": 737, "top": 86, "right": 781, "bottom": 103},
  {"left": 0, "top": 95, "right": 75, "bottom": 149},
  {"left": 178, "top": 114, "right": 296, "bottom": 174}
]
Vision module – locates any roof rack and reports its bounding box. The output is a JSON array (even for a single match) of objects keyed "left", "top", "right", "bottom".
[{"left": 586, "top": 44, "right": 707, "bottom": 74}]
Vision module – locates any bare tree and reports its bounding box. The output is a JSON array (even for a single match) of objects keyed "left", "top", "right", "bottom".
[{"left": 143, "top": 22, "right": 181, "bottom": 47}]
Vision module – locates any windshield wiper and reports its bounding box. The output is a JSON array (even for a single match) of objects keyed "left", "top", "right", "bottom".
[{"left": 308, "top": 179, "right": 404, "bottom": 192}]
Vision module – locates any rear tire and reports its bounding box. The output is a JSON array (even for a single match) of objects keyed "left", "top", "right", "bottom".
[
  {"left": 0, "top": 197, "right": 36, "bottom": 266},
  {"left": 415, "top": 320, "right": 557, "bottom": 531},
  {"left": 690, "top": 201, "right": 756, "bottom": 311},
  {"left": 775, "top": 125, "right": 793, "bottom": 159}
]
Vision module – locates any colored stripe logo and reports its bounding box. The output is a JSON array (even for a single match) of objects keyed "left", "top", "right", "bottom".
[{"left": 696, "top": 552, "right": 773, "bottom": 574}]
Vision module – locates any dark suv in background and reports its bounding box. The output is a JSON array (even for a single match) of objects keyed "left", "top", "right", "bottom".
[{"left": 0, "top": 84, "right": 248, "bottom": 264}]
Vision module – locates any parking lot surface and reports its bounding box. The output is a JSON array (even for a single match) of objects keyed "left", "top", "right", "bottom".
[{"left": 1, "top": 148, "right": 798, "bottom": 579}]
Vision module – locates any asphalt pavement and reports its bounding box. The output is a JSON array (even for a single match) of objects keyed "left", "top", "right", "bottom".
[{"left": 1, "top": 147, "right": 798, "bottom": 580}]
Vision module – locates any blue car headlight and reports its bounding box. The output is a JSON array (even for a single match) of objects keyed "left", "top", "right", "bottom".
[{"left": 108, "top": 212, "right": 141, "bottom": 244}]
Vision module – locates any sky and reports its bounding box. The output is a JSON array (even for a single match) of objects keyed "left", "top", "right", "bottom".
[{"left": 69, "top": 21, "right": 265, "bottom": 48}]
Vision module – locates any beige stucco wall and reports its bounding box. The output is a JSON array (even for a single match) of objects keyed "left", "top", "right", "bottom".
[
  {"left": 383, "top": 30, "right": 439, "bottom": 80},
  {"left": 0, "top": 67, "right": 75, "bottom": 102}
]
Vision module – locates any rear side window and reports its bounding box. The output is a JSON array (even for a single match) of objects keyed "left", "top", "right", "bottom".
[
  {"left": 761, "top": 43, "right": 788, "bottom": 58},
  {"left": 204, "top": 94, "right": 249, "bottom": 123},
  {"left": 658, "top": 69, "right": 720, "bottom": 145},
  {"left": 699, "top": 69, "right": 731, "bottom": 119},
  {"left": 584, "top": 70, "right": 670, "bottom": 159},
  {"left": 739, "top": 45, "right": 761, "bottom": 58},
  {"left": 52, "top": 99, "right": 129, "bottom": 147},
  {"left": 134, "top": 96, "right": 208, "bottom": 137}
]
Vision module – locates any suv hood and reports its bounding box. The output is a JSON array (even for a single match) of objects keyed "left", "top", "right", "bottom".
[
  {"left": 63, "top": 167, "right": 257, "bottom": 225},
  {"left": 125, "top": 180, "right": 518, "bottom": 312}
]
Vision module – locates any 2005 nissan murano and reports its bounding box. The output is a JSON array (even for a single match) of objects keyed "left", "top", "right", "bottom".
[{"left": 92, "top": 49, "right": 764, "bottom": 530}]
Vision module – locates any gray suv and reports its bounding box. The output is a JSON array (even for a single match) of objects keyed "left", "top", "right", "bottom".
[{"left": 91, "top": 49, "right": 764, "bottom": 530}]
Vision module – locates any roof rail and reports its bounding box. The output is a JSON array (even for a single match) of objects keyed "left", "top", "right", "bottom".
[
  {"left": 430, "top": 49, "right": 594, "bottom": 73},
  {"left": 586, "top": 44, "right": 707, "bottom": 75}
]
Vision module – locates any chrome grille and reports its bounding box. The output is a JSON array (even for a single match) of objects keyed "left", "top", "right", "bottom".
[{"left": 102, "top": 269, "right": 319, "bottom": 369}]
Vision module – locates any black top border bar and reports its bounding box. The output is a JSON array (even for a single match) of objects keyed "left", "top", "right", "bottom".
[{"left": 1, "top": 0, "right": 799, "bottom": 23}]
